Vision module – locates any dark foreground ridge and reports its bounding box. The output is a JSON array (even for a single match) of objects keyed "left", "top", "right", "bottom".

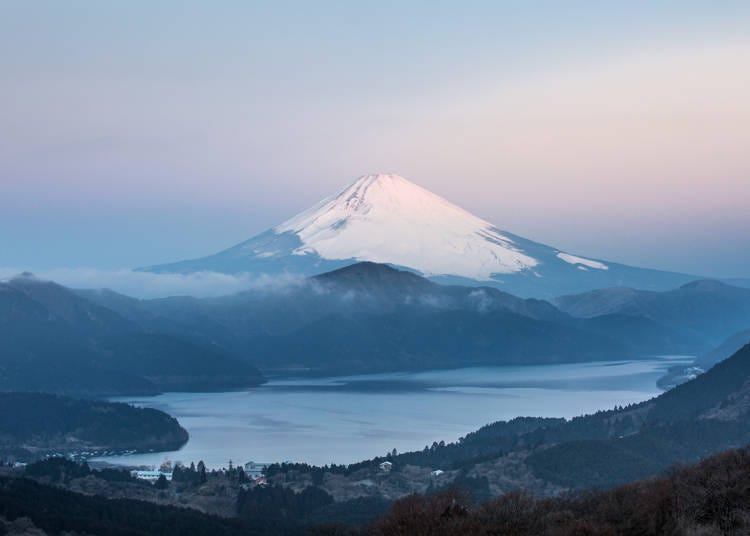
[
  {"left": 0, "top": 474, "right": 246, "bottom": 536},
  {"left": 3, "top": 444, "right": 750, "bottom": 535},
  {"left": 367, "top": 445, "right": 750, "bottom": 535}
]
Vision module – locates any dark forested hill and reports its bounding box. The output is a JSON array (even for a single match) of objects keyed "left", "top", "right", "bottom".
[
  {"left": 370, "top": 445, "right": 750, "bottom": 536},
  {"left": 0, "top": 475, "right": 249, "bottom": 536},
  {"left": 458, "top": 344, "right": 750, "bottom": 489},
  {"left": 0, "top": 392, "right": 188, "bottom": 460},
  {"left": 245, "top": 310, "right": 628, "bottom": 374},
  {"left": 0, "top": 274, "right": 264, "bottom": 396}
]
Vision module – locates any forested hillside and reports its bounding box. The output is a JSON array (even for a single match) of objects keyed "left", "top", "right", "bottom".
[
  {"left": 369, "top": 445, "right": 750, "bottom": 535},
  {"left": 0, "top": 393, "right": 188, "bottom": 460}
]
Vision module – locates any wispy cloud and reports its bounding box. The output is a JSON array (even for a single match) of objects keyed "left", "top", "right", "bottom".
[{"left": 0, "top": 267, "right": 305, "bottom": 299}]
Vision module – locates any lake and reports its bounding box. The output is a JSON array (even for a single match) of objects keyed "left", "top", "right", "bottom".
[{"left": 97, "top": 356, "right": 692, "bottom": 469}]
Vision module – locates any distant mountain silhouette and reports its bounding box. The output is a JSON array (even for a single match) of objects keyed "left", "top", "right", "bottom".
[{"left": 555, "top": 279, "right": 750, "bottom": 346}]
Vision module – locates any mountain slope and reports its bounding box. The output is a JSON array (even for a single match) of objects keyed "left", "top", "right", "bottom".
[
  {"left": 0, "top": 274, "right": 264, "bottom": 396},
  {"left": 142, "top": 174, "right": 699, "bottom": 298},
  {"left": 7, "top": 273, "right": 137, "bottom": 336},
  {"left": 246, "top": 310, "right": 629, "bottom": 374},
  {"left": 696, "top": 327, "right": 750, "bottom": 370},
  {"left": 525, "top": 344, "right": 750, "bottom": 488},
  {"left": 555, "top": 279, "right": 750, "bottom": 346}
]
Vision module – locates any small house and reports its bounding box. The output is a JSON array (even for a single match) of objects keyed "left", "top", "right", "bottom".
[
  {"left": 244, "top": 461, "right": 270, "bottom": 479},
  {"left": 379, "top": 461, "right": 393, "bottom": 472}
]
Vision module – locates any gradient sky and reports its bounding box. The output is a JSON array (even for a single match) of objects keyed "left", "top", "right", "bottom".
[{"left": 1, "top": 1, "right": 749, "bottom": 278}]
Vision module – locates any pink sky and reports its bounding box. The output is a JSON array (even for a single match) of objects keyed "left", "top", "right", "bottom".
[{"left": 0, "top": 2, "right": 748, "bottom": 277}]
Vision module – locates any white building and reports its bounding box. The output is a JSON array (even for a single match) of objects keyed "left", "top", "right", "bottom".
[
  {"left": 131, "top": 470, "right": 172, "bottom": 482},
  {"left": 379, "top": 461, "right": 393, "bottom": 472},
  {"left": 244, "top": 461, "right": 270, "bottom": 478},
  {"left": 431, "top": 469, "right": 444, "bottom": 477}
]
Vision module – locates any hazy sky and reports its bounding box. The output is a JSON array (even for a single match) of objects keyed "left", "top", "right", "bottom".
[{"left": 1, "top": 1, "right": 749, "bottom": 278}]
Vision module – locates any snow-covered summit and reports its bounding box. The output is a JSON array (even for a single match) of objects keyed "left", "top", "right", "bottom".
[
  {"left": 273, "top": 174, "right": 537, "bottom": 280},
  {"left": 142, "top": 173, "right": 699, "bottom": 298}
]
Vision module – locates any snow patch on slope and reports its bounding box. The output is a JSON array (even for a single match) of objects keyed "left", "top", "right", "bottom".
[
  {"left": 274, "top": 174, "right": 539, "bottom": 280},
  {"left": 556, "top": 252, "right": 608, "bottom": 270}
]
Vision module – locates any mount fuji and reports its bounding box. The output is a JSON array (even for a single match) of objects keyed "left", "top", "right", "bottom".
[{"left": 143, "top": 174, "right": 699, "bottom": 298}]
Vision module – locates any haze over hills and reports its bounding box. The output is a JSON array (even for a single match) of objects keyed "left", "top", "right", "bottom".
[
  {"left": 81, "top": 262, "right": 737, "bottom": 376},
  {"left": 143, "top": 174, "right": 700, "bottom": 299}
]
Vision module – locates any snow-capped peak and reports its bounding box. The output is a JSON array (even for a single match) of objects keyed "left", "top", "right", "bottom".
[
  {"left": 143, "top": 172, "right": 698, "bottom": 298},
  {"left": 274, "top": 174, "right": 539, "bottom": 280}
]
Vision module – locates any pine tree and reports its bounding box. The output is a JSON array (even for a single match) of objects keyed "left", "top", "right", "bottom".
[
  {"left": 155, "top": 474, "right": 168, "bottom": 489},
  {"left": 197, "top": 461, "right": 207, "bottom": 484}
]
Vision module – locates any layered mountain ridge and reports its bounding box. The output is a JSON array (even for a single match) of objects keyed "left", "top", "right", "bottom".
[
  {"left": 7, "top": 262, "right": 748, "bottom": 383},
  {"left": 83, "top": 262, "right": 749, "bottom": 376}
]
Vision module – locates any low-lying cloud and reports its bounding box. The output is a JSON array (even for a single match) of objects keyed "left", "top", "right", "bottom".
[{"left": 0, "top": 267, "right": 306, "bottom": 299}]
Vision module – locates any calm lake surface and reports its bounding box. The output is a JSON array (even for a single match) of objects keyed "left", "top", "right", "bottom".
[{"left": 97, "top": 356, "right": 692, "bottom": 469}]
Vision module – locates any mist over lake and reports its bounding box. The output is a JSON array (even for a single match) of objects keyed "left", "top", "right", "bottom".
[{"left": 97, "top": 356, "right": 691, "bottom": 469}]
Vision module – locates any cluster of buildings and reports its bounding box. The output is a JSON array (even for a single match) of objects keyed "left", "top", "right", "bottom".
[
  {"left": 131, "top": 469, "right": 172, "bottom": 482},
  {"left": 378, "top": 460, "right": 444, "bottom": 478},
  {"left": 243, "top": 461, "right": 268, "bottom": 479},
  {"left": 130, "top": 459, "right": 271, "bottom": 486},
  {"left": 131, "top": 459, "right": 173, "bottom": 482},
  {"left": 130, "top": 458, "right": 445, "bottom": 486},
  {"left": 243, "top": 461, "right": 269, "bottom": 486}
]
